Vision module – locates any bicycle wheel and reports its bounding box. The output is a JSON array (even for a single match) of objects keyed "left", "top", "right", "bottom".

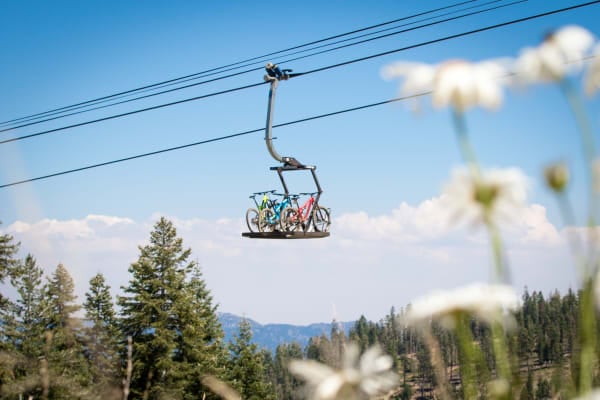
[
  {"left": 259, "top": 208, "right": 275, "bottom": 232},
  {"left": 312, "top": 205, "right": 331, "bottom": 232},
  {"left": 281, "top": 207, "right": 301, "bottom": 232},
  {"left": 245, "top": 208, "right": 259, "bottom": 232}
]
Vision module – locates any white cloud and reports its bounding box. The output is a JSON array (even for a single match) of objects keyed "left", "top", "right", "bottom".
[
  {"left": 335, "top": 197, "right": 449, "bottom": 244},
  {"left": 0, "top": 197, "right": 578, "bottom": 325},
  {"left": 511, "top": 204, "right": 562, "bottom": 246},
  {"left": 334, "top": 195, "right": 561, "bottom": 249}
]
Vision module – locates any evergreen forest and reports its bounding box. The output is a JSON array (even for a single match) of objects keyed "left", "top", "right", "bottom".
[{"left": 0, "top": 217, "right": 596, "bottom": 399}]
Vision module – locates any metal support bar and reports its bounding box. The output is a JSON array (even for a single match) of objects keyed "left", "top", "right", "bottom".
[
  {"left": 270, "top": 165, "right": 323, "bottom": 201},
  {"left": 276, "top": 168, "right": 289, "bottom": 196},
  {"left": 310, "top": 168, "right": 323, "bottom": 206},
  {"left": 265, "top": 79, "right": 284, "bottom": 163}
]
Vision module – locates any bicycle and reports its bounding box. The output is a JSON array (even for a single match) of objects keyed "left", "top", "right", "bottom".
[
  {"left": 258, "top": 193, "right": 294, "bottom": 232},
  {"left": 246, "top": 190, "right": 276, "bottom": 232},
  {"left": 281, "top": 192, "right": 331, "bottom": 233}
]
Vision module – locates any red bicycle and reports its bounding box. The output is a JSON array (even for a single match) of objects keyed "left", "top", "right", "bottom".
[{"left": 281, "top": 192, "right": 330, "bottom": 233}]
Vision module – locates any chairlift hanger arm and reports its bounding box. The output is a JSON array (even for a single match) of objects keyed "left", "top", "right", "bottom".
[{"left": 263, "top": 64, "right": 304, "bottom": 168}]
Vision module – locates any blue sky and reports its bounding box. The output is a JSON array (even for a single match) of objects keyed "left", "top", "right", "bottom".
[{"left": 1, "top": 0, "right": 600, "bottom": 325}]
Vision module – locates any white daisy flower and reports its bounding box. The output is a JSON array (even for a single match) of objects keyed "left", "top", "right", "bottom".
[
  {"left": 443, "top": 165, "right": 529, "bottom": 227},
  {"left": 514, "top": 25, "right": 595, "bottom": 83},
  {"left": 585, "top": 44, "right": 600, "bottom": 95},
  {"left": 288, "top": 343, "right": 398, "bottom": 400},
  {"left": 405, "top": 283, "right": 520, "bottom": 329},
  {"left": 381, "top": 59, "right": 510, "bottom": 112}
]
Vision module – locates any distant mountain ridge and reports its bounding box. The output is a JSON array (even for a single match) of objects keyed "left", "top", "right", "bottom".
[{"left": 218, "top": 313, "right": 354, "bottom": 352}]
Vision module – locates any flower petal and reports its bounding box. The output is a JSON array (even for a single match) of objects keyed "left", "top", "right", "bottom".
[{"left": 288, "top": 360, "right": 335, "bottom": 384}]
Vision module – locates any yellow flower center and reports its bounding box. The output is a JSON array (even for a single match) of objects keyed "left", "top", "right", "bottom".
[{"left": 473, "top": 182, "right": 500, "bottom": 209}]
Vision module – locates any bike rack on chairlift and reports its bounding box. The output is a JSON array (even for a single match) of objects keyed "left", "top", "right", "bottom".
[{"left": 242, "top": 65, "right": 330, "bottom": 239}]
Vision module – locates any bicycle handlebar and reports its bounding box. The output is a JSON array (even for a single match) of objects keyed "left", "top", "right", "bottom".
[{"left": 249, "top": 190, "right": 276, "bottom": 198}]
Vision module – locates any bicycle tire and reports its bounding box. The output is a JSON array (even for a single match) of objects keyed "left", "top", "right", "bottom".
[
  {"left": 245, "top": 208, "right": 259, "bottom": 232},
  {"left": 312, "top": 205, "right": 331, "bottom": 232},
  {"left": 259, "top": 208, "right": 276, "bottom": 233},
  {"left": 281, "top": 207, "right": 301, "bottom": 232}
]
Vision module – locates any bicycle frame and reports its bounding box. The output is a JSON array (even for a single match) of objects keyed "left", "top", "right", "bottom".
[
  {"left": 265, "top": 195, "right": 292, "bottom": 226},
  {"left": 293, "top": 193, "right": 316, "bottom": 225},
  {"left": 249, "top": 190, "right": 275, "bottom": 211}
]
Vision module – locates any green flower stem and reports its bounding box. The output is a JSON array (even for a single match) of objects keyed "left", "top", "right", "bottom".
[
  {"left": 559, "top": 78, "right": 598, "bottom": 230},
  {"left": 490, "top": 321, "right": 511, "bottom": 394},
  {"left": 452, "top": 109, "right": 481, "bottom": 176},
  {"left": 486, "top": 220, "right": 508, "bottom": 284},
  {"left": 560, "top": 78, "right": 597, "bottom": 182},
  {"left": 578, "top": 281, "right": 596, "bottom": 394},
  {"left": 453, "top": 107, "right": 511, "bottom": 281},
  {"left": 455, "top": 313, "right": 478, "bottom": 399},
  {"left": 486, "top": 221, "right": 512, "bottom": 395},
  {"left": 451, "top": 107, "right": 514, "bottom": 397},
  {"left": 559, "top": 77, "right": 598, "bottom": 396},
  {"left": 453, "top": 108, "right": 510, "bottom": 280},
  {"left": 556, "top": 193, "right": 588, "bottom": 282}
]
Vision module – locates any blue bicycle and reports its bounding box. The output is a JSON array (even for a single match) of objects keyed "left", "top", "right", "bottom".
[{"left": 258, "top": 193, "right": 293, "bottom": 232}]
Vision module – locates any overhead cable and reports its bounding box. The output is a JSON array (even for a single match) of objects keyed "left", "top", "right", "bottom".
[
  {"left": 0, "top": 0, "right": 522, "bottom": 134},
  {"left": 0, "top": 93, "right": 428, "bottom": 189},
  {"left": 1, "top": 0, "right": 592, "bottom": 146},
  {"left": 0, "top": 0, "right": 482, "bottom": 128},
  {"left": 0, "top": 82, "right": 265, "bottom": 145}
]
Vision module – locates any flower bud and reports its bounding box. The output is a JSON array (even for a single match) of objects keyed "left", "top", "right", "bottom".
[{"left": 544, "top": 163, "right": 569, "bottom": 193}]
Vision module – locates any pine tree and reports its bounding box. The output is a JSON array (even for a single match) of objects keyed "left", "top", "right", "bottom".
[
  {"left": 272, "top": 342, "right": 303, "bottom": 400},
  {"left": 12, "top": 254, "right": 45, "bottom": 357},
  {"left": 383, "top": 307, "right": 401, "bottom": 365},
  {"left": 0, "top": 254, "right": 45, "bottom": 399},
  {"left": 227, "top": 319, "right": 275, "bottom": 400},
  {"left": 0, "top": 223, "right": 19, "bottom": 282},
  {"left": 327, "top": 320, "right": 346, "bottom": 368},
  {"left": 0, "top": 226, "right": 19, "bottom": 352},
  {"left": 535, "top": 377, "right": 552, "bottom": 399},
  {"left": 43, "top": 263, "right": 92, "bottom": 398},
  {"left": 416, "top": 342, "right": 434, "bottom": 399},
  {"left": 350, "top": 315, "right": 370, "bottom": 353},
  {"left": 118, "top": 217, "right": 228, "bottom": 399},
  {"left": 171, "top": 263, "right": 229, "bottom": 399},
  {"left": 83, "top": 273, "right": 121, "bottom": 394},
  {"left": 305, "top": 336, "right": 327, "bottom": 362},
  {"left": 520, "top": 371, "right": 534, "bottom": 400},
  {"left": 399, "top": 382, "right": 412, "bottom": 400}
]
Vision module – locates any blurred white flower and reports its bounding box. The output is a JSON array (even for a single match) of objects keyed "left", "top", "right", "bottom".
[
  {"left": 585, "top": 44, "right": 600, "bottom": 95},
  {"left": 405, "top": 283, "right": 520, "bottom": 329},
  {"left": 573, "top": 389, "right": 600, "bottom": 400},
  {"left": 289, "top": 343, "right": 398, "bottom": 400},
  {"left": 381, "top": 59, "right": 510, "bottom": 112},
  {"left": 514, "top": 25, "right": 595, "bottom": 83},
  {"left": 443, "top": 166, "right": 529, "bottom": 227}
]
